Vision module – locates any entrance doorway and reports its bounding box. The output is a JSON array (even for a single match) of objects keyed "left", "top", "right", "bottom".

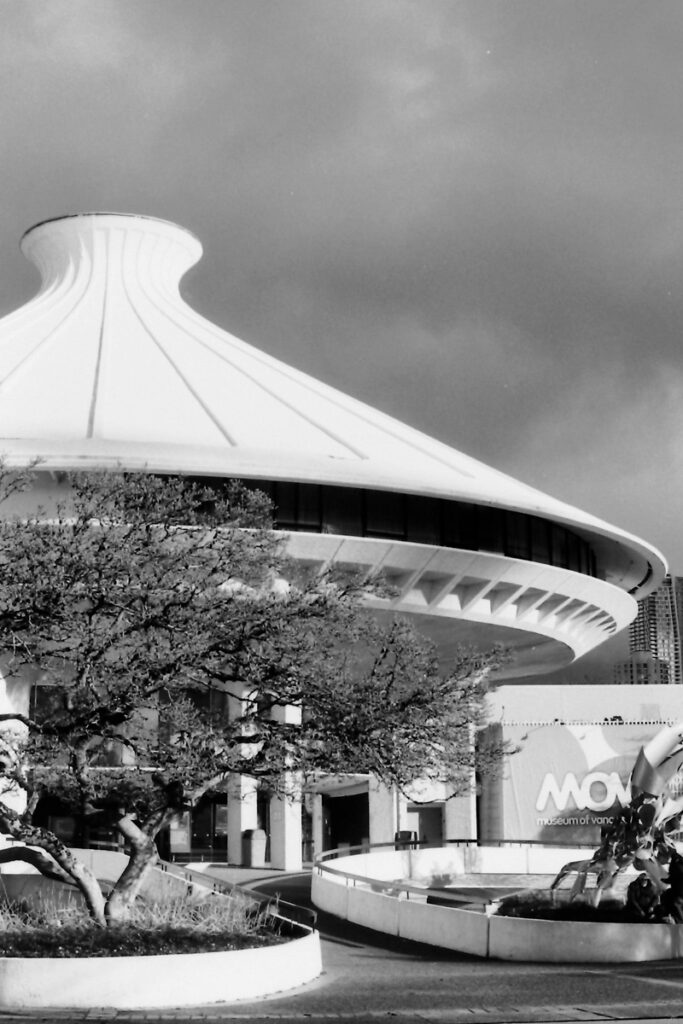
[
  {"left": 189, "top": 793, "right": 228, "bottom": 859},
  {"left": 405, "top": 804, "right": 443, "bottom": 846},
  {"left": 322, "top": 792, "right": 369, "bottom": 852}
]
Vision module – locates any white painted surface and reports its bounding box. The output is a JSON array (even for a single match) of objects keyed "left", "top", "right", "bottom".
[
  {"left": 347, "top": 885, "right": 400, "bottom": 935},
  {"left": 313, "top": 869, "right": 488, "bottom": 957},
  {"left": 313, "top": 871, "right": 489, "bottom": 958},
  {"left": 315, "top": 845, "right": 592, "bottom": 886},
  {"left": 488, "top": 913, "right": 681, "bottom": 963},
  {"left": 444, "top": 793, "right": 477, "bottom": 841},
  {"left": 0, "top": 213, "right": 664, "bottom": 607},
  {"left": 368, "top": 780, "right": 397, "bottom": 847},
  {"left": 313, "top": 844, "right": 683, "bottom": 962},
  {"left": 0, "top": 212, "right": 664, "bottom": 677},
  {"left": 399, "top": 898, "right": 489, "bottom": 957},
  {"left": 0, "top": 928, "right": 322, "bottom": 1009},
  {"left": 285, "top": 531, "right": 639, "bottom": 666},
  {"left": 227, "top": 774, "right": 259, "bottom": 866},
  {"left": 269, "top": 704, "right": 303, "bottom": 871}
]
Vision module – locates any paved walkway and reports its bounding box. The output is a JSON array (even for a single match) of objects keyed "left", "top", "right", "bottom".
[{"left": 2, "top": 999, "right": 683, "bottom": 1020}]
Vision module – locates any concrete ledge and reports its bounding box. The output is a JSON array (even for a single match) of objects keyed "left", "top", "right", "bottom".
[
  {"left": 0, "top": 927, "right": 322, "bottom": 1009},
  {"left": 347, "top": 885, "right": 400, "bottom": 935},
  {"left": 313, "top": 874, "right": 487, "bottom": 957},
  {"left": 399, "top": 898, "right": 488, "bottom": 957},
  {"left": 313, "top": 846, "right": 683, "bottom": 962},
  {"left": 488, "top": 913, "right": 683, "bottom": 963}
]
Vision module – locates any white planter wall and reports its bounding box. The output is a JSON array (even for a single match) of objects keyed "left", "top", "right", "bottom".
[
  {"left": 0, "top": 928, "right": 322, "bottom": 1009},
  {"left": 313, "top": 844, "right": 683, "bottom": 963}
]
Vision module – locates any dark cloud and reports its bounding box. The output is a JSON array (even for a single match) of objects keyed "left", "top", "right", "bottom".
[{"left": 1, "top": 0, "right": 682, "bottom": 573}]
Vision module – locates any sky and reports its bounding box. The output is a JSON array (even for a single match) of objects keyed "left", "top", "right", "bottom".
[{"left": 0, "top": 1, "right": 682, "bottom": 606}]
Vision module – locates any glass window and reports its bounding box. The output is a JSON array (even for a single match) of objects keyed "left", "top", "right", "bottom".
[
  {"left": 566, "top": 531, "right": 580, "bottom": 572},
  {"left": 322, "top": 486, "right": 363, "bottom": 536},
  {"left": 274, "top": 482, "right": 298, "bottom": 527},
  {"left": 365, "top": 490, "right": 405, "bottom": 538},
  {"left": 531, "top": 517, "right": 551, "bottom": 563},
  {"left": 443, "top": 502, "right": 477, "bottom": 549},
  {"left": 551, "top": 525, "right": 568, "bottom": 568},
  {"left": 297, "top": 484, "right": 322, "bottom": 530},
  {"left": 477, "top": 507, "right": 505, "bottom": 554},
  {"left": 230, "top": 479, "right": 597, "bottom": 579},
  {"left": 505, "top": 512, "right": 530, "bottom": 560},
  {"left": 405, "top": 495, "right": 441, "bottom": 545}
]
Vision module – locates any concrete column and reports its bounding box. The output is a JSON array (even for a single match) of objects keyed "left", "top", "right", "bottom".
[
  {"left": 227, "top": 774, "right": 259, "bottom": 865},
  {"left": 269, "top": 790, "right": 302, "bottom": 870},
  {"left": 444, "top": 792, "right": 477, "bottom": 841},
  {"left": 226, "top": 683, "right": 260, "bottom": 866},
  {"left": 268, "top": 702, "right": 302, "bottom": 870},
  {"left": 368, "top": 779, "right": 399, "bottom": 846},
  {"left": 310, "top": 793, "right": 324, "bottom": 861}
]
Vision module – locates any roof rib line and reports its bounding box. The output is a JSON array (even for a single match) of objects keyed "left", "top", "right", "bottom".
[
  {"left": 121, "top": 237, "right": 238, "bottom": 447},
  {"left": 0, "top": 246, "right": 96, "bottom": 392},
  {"left": 158, "top": 291, "right": 477, "bottom": 477},
  {"left": 158, "top": 288, "right": 481, "bottom": 475},
  {"left": 86, "top": 238, "right": 109, "bottom": 439},
  {"left": 139, "top": 270, "right": 369, "bottom": 461},
  {"left": 0, "top": 279, "right": 60, "bottom": 336}
]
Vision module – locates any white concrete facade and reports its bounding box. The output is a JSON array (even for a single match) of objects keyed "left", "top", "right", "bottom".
[{"left": 0, "top": 213, "right": 668, "bottom": 869}]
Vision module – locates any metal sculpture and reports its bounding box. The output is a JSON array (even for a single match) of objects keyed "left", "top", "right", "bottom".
[{"left": 550, "top": 722, "right": 683, "bottom": 909}]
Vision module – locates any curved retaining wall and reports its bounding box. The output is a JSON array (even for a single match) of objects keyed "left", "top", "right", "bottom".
[
  {"left": 312, "top": 846, "right": 683, "bottom": 963},
  {"left": 0, "top": 928, "right": 323, "bottom": 1009},
  {"left": 314, "top": 844, "right": 596, "bottom": 884},
  {"left": 488, "top": 912, "right": 683, "bottom": 963},
  {"left": 314, "top": 872, "right": 489, "bottom": 957}
]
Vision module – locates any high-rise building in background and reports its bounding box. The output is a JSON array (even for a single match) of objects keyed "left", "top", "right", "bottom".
[
  {"left": 613, "top": 650, "right": 671, "bottom": 685},
  {"left": 616, "top": 575, "right": 683, "bottom": 684}
]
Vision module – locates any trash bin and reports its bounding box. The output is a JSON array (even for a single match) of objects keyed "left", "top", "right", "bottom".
[
  {"left": 242, "top": 828, "right": 267, "bottom": 868},
  {"left": 394, "top": 830, "right": 418, "bottom": 851}
]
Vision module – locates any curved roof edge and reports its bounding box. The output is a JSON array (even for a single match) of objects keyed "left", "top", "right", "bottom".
[
  {"left": 20, "top": 211, "right": 203, "bottom": 250},
  {"left": 0, "top": 213, "right": 666, "bottom": 605},
  {"left": 0, "top": 436, "right": 666, "bottom": 601}
]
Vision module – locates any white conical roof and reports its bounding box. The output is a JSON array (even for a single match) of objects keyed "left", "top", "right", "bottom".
[{"left": 0, "top": 213, "right": 665, "bottom": 595}]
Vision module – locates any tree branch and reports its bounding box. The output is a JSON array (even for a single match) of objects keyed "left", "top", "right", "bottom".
[
  {"left": 0, "top": 845, "right": 76, "bottom": 886},
  {"left": 0, "top": 712, "right": 37, "bottom": 729}
]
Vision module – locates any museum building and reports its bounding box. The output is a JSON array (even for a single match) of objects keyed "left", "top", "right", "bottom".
[{"left": 0, "top": 213, "right": 667, "bottom": 867}]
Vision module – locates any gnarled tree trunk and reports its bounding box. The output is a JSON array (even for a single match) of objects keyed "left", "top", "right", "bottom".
[
  {"left": 0, "top": 817, "right": 107, "bottom": 926},
  {"left": 104, "top": 810, "right": 168, "bottom": 924}
]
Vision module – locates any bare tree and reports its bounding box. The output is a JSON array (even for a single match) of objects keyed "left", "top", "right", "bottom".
[{"left": 0, "top": 471, "right": 505, "bottom": 926}]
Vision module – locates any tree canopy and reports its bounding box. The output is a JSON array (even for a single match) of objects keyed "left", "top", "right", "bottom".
[{"left": 0, "top": 470, "right": 505, "bottom": 924}]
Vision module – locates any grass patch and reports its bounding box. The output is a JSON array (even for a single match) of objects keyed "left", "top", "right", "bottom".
[{"left": 0, "top": 893, "right": 288, "bottom": 957}]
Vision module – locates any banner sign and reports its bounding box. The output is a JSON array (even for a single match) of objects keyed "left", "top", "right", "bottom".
[{"left": 500, "top": 723, "right": 675, "bottom": 844}]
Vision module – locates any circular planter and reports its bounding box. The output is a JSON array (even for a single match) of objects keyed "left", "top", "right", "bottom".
[
  {"left": 0, "top": 927, "right": 322, "bottom": 1009},
  {"left": 313, "top": 846, "right": 683, "bottom": 963}
]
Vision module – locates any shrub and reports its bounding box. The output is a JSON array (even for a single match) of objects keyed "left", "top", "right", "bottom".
[
  {"left": 0, "top": 893, "right": 285, "bottom": 957},
  {"left": 494, "top": 889, "right": 637, "bottom": 923}
]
